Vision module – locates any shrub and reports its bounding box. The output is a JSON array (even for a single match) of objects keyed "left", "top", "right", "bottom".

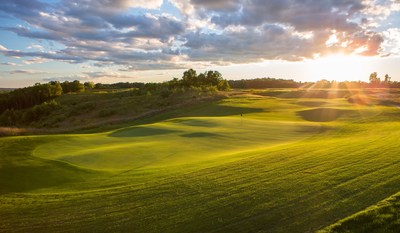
[{"left": 97, "top": 109, "right": 116, "bottom": 118}]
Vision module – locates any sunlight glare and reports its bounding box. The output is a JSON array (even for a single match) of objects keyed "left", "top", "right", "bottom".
[{"left": 306, "top": 54, "right": 371, "bottom": 82}]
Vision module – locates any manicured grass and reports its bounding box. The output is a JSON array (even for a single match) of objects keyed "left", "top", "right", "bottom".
[
  {"left": 318, "top": 192, "right": 400, "bottom": 233},
  {"left": 1, "top": 89, "right": 400, "bottom": 232}
]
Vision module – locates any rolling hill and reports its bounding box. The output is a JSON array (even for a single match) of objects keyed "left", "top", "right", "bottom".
[{"left": 1, "top": 89, "right": 400, "bottom": 232}]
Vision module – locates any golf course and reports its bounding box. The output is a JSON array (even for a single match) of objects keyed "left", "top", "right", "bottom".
[{"left": 1, "top": 88, "right": 400, "bottom": 232}]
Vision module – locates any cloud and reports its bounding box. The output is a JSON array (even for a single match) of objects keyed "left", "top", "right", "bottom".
[
  {"left": 64, "top": 0, "right": 163, "bottom": 13},
  {"left": 183, "top": 24, "right": 318, "bottom": 63},
  {"left": 6, "top": 69, "right": 49, "bottom": 75},
  {"left": 42, "top": 75, "right": 89, "bottom": 82},
  {"left": 0, "top": 0, "right": 398, "bottom": 71},
  {"left": 191, "top": 0, "right": 242, "bottom": 12},
  {"left": 0, "top": 62, "right": 18, "bottom": 66},
  {"left": 0, "top": 47, "right": 86, "bottom": 63},
  {"left": 382, "top": 27, "right": 400, "bottom": 55},
  {"left": 43, "top": 71, "right": 136, "bottom": 82}
]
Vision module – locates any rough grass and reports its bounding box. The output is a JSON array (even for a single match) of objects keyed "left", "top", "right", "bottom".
[
  {"left": 1, "top": 89, "right": 400, "bottom": 232},
  {"left": 10, "top": 88, "right": 224, "bottom": 132}
]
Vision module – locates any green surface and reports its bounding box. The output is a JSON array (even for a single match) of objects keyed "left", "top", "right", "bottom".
[
  {"left": 319, "top": 192, "right": 400, "bottom": 233},
  {"left": 1, "top": 90, "right": 400, "bottom": 232}
]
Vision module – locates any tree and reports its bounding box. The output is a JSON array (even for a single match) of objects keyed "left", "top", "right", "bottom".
[
  {"left": 369, "top": 72, "right": 380, "bottom": 84},
  {"left": 384, "top": 74, "right": 391, "bottom": 83},
  {"left": 204, "top": 71, "right": 223, "bottom": 86},
  {"left": 71, "top": 80, "right": 85, "bottom": 92},
  {"left": 84, "top": 82, "right": 95, "bottom": 89},
  {"left": 49, "top": 81, "right": 63, "bottom": 96},
  {"left": 217, "top": 79, "right": 230, "bottom": 91},
  {"left": 182, "top": 68, "right": 197, "bottom": 87}
]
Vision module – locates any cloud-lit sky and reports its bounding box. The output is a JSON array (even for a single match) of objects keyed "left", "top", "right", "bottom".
[{"left": 0, "top": 0, "right": 399, "bottom": 87}]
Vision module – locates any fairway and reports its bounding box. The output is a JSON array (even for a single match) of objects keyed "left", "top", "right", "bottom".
[{"left": 1, "top": 90, "right": 400, "bottom": 232}]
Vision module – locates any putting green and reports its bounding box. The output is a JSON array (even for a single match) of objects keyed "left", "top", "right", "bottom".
[{"left": 34, "top": 117, "right": 321, "bottom": 170}]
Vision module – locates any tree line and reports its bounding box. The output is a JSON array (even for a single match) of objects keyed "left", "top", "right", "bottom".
[
  {"left": 0, "top": 69, "right": 231, "bottom": 126},
  {"left": 0, "top": 69, "right": 229, "bottom": 113},
  {"left": 0, "top": 80, "right": 87, "bottom": 114},
  {"left": 228, "top": 72, "right": 398, "bottom": 89},
  {"left": 1, "top": 69, "right": 397, "bottom": 125},
  {"left": 228, "top": 78, "right": 300, "bottom": 89}
]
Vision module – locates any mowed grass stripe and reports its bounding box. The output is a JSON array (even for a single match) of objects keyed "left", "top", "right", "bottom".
[
  {"left": 1, "top": 93, "right": 400, "bottom": 232},
  {"left": 2, "top": 122, "right": 400, "bottom": 232}
]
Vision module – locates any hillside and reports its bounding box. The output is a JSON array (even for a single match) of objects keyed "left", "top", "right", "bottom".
[
  {"left": 1, "top": 88, "right": 400, "bottom": 232},
  {"left": 0, "top": 69, "right": 229, "bottom": 135},
  {"left": 0, "top": 88, "right": 224, "bottom": 136}
]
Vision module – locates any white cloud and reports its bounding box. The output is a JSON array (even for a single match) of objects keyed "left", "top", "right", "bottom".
[
  {"left": 382, "top": 28, "right": 400, "bottom": 55},
  {"left": 0, "top": 62, "right": 18, "bottom": 66},
  {"left": 6, "top": 69, "right": 49, "bottom": 75},
  {"left": 0, "top": 0, "right": 398, "bottom": 70}
]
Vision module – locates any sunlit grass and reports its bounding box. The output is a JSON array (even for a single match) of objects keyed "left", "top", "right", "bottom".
[{"left": 1, "top": 89, "right": 400, "bottom": 232}]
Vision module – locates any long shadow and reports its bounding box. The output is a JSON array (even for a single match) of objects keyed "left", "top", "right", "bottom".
[
  {"left": 0, "top": 159, "right": 94, "bottom": 194},
  {"left": 109, "top": 126, "right": 180, "bottom": 138},
  {"left": 168, "top": 118, "right": 219, "bottom": 127},
  {"left": 181, "top": 132, "right": 222, "bottom": 138},
  {"left": 295, "top": 101, "right": 327, "bottom": 107},
  {"left": 0, "top": 137, "right": 95, "bottom": 194},
  {"left": 179, "top": 103, "right": 264, "bottom": 117},
  {"left": 78, "top": 100, "right": 265, "bottom": 134},
  {"left": 259, "top": 90, "right": 351, "bottom": 99},
  {"left": 297, "top": 108, "right": 354, "bottom": 122}
]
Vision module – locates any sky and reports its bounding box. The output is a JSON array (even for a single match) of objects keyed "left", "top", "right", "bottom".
[{"left": 0, "top": 0, "right": 399, "bottom": 88}]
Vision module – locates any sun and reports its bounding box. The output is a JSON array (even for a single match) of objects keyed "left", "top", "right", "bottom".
[{"left": 306, "top": 54, "right": 370, "bottom": 82}]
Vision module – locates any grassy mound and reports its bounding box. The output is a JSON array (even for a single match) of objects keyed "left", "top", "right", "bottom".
[
  {"left": 1, "top": 89, "right": 400, "bottom": 232},
  {"left": 0, "top": 137, "right": 99, "bottom": 194}
]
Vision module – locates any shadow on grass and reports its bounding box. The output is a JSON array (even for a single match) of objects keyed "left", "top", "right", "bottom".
[
  {"left": 169, "top": 118, "right": 219, "bottom": 127},
  {"left": 0, "top": 160, "right": 93, "bottom": 194},
  {"left": 0, "top": 137, "right": 95, "bottom": 194},
  {"left": 181, "top": 132, "right": 221, "bottom": 138},
  {"left": 109, "top": 126, "right": 180, "bottom": 137},
  {"left": 378, "top": 100, "right": 400, "bottom": 107},
  {"left": 259, "top": 90, "right": 351, "bottom": 99},
  {"left": 295, "top": 101, "right": 327, "bottom": 107},
  {"left": 181, "top": 103, "right": 264, "bottom": 117},
  {"left": 297, "top": 108, "right": 353, "bottom": 122}
]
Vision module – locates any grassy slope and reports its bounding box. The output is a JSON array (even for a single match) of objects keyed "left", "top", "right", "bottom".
[
  {"left": 318, "top": 191, "right": 400, "bottom": 233},
  {"left": 26, "top": 88, "right": 223, "bottom": 130},
  {"left": 1, "top": 89, "right": 400, "bottom": 232}
]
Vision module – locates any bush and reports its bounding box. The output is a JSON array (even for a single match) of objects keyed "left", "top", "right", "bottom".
[
  {"left": 0, "top": 109, "right": 21, "bottom": 126},
  {"left": 97, "top": 109, "right": 116, "bottom": 118},
  {"left": 160, "top": 88, "right": 172, "bottom": 98},
  {"left": 22, "top": 100, "right": 61, "bottom": 123}
]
